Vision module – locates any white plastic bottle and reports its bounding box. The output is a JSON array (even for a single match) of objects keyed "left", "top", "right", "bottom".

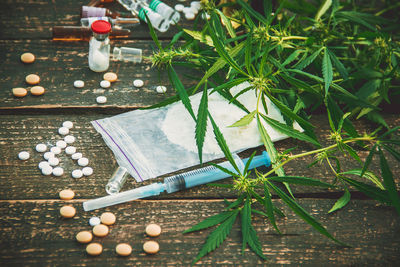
[
  {"left": 143, "top": 0, "right": 180, "bottom": 25},
  {"left": 88, "top": 20, "right": 111, "bottom": 72}
]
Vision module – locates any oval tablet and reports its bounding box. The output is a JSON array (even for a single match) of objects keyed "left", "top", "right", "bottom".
[
  {"left": 38, "top": 161, "right": 50, "bottom": 169},
  {"left": 50, "top": 146, "right": 61, "bottom": 155},
  {"left": 74, "top": 80, "right": 84, "bottom": 88},
  {"left": 18, "top": 151, "right": 30, "bottom": 160},
  {"left": 30, "top": 86, "right": 45, "bottom": 96},
  {"left": 103, "top": 72, "right": 118, "bottom": 82},
  {"left": 65, "top": 146, "right": 76, "bottom": 155},
  {"left": 62, "top": 121, "right": 73, "bottom": 129},
  {"left": 59, "top": 189, "right": 75, "bottom": 200},
  {"left": 43, "top": 151, "right": 55, "bottom": 160},
  {"left": 71, "top": 152, "right": 83, "bottom": 160},
  {"left": 78, "top": 157, "right": 89, "bottom": 167},
  {"left": 89, "top": 216, "right": 101, "bottom": 226},
  {"left": 71, "top": 169, "right": 83, "bottom": 179},
  {"left": 21, "top": 52, "right": 35, "bottom": 63},
  {"left": 133, "top": 79, "right": 144, "bottom": 88},
  {"left": 100, "top": 212, "right": 116, "bottom": 225},
  {"left": 143, "top": 241, "right": 159, "bottom": 254},
  {"left": 96, "top": 96, "right": 107, "bottom": 104},
  {"left": 35, "top": 143, "right": 47, "bottom": 152},
  {"left": 116, "top": 243, "right": 132, "bottom": 256},
  {"left": 145, "top": 223, "right": 161, "bottom": 237},
  {"left": 41, "top": 166, "right": 53, "bottom": 175},
  {"left": 25, "top": 74, "right": 40, "bottom": 85},
  {"left": 60, "top": 205, "right": 76, "bottom": 218},
  {"left": 100, "top": 80, "right": 111, "bottom": 88},
  {"left": 56, "top": 140, "right": 67, "bottom": 149},
  {"left": 64, "top": 135, "right": 75, "bottom": 144},
  {"left": 156, "top": 85, "right": 167, "bottom": 93},
  {"left": 92, "top": 224, "right": 109, "bottom": 237},
  {"left": 86, "top": 243, "right": 103, "bottom": 256},
  {"left": 12, "top": 87, "right": 28, "bottom": 97},
  {"left": 76, "top": 231, "right": 93, "bottom": 243},
  {"left": 48, "top": 157, "right": 59, "bottom": 166},
  {"left": 82, "top": 167, "right": 93, "bottom": 176},
  {"left": 58, "top": 127, "right": 69, "bottom": 135},
  {"left": 52, "top": 167, "right": 64, "bottom": 176}
]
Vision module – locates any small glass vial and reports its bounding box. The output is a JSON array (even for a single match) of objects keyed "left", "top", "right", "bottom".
[
  {"left": 81, "top": 16, "right": 139, "bottom": 28},
  {"left": 105, "top": 166, "right": 130, "bottom": 194},
  {"left": 81, "top": 5, "right": 132, "bottom": 18},
  {"left": 131, "top": 2, "right": 170, "bottom": 32},
  {"left": 113, "top": 47, "right": 142, "bottom": 63},
  {"left": 143, "top": 0, "right": 180, "bottom": 25},
  {"left": 88, "top": 20, "right": 111, "bottom": 72}
]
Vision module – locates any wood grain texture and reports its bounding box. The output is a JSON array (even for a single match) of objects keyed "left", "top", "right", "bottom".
[{"left": 0, "top": 199, "right": 399, "bottom": 266}]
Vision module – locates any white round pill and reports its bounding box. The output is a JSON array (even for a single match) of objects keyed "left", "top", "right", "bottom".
[
  {"left": 89, "top": 216, "right": 101, "bottom": 226},
  {"left": 41, "top": 166, "right": 53, "bottom": 175},
  {"left": 100, "top": 80, "right": 111, "bottom": 88},
  {"left": 35, "top": 144, "right": 47, "bottom": 153},
  {"left": 65, "top": 146, "right": 76, "bottom": 155},
  {"left": 183, "top": 7, "right": 192, "bottom": 13},
  {"left": 18, "top": 151, "right": 30, "bottom": 160},
  {"left": 71, "top": 152, "right": 83, "bottom": 160},
  {"left": 43, "top": 151, "right": 55, "bottom": 160},
  {"left": 191, "top": 1, "right": 201, "bottom": 10},
  {"left": 72, "top": 169, "right": 83, "bottom": 179},
  {"left": 175, "top": 4, "right": 184, "bottom": 12},
  {"left": 50, "top": 146, "right": 61, "bottom": 155},
  {"left": 156, "top": 85, "right": 167, "bottom": 93},
  {"left": 78, "top": 157, "right": 89, "bottom": 167},
  {"left": 58, "top": 127, "right": 69, "bottom": 135},
  {"left": 56, "top": 140, "right": 67, "bottom": 149},
  {"left": 52, "top": 167, "right": 64, "bottom": 176},
  {"left": 64, "top": 135, "right": 75, "bottom": 144},
  {"left": 62, "top": 121, "right": 73, "bottom": 129},
  {"left": 133, "top": 79, "right": 144, "bottom": 88},
  {"left": 185, "top": 12, "right": 195, "bottom": 20},
  {"left": 38, "top": 161, "right": 50, "bottom": 169},
  {"left": 189, "top": 7, "right": 198, "bottom": 14},
  {"left": 82, "top": 166, "right": 93, "bottom": 176},
  {"left": 96, "top": 96, "right": 107, "bottom": 104},
  {"left": 74, "top": 80, "right": 84, "bottom": 88},
  {"left": 48, "top": 157, "right": 60, "bottom": 166}
]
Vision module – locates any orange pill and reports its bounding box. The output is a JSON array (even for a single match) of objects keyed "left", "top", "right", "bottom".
[
  {"left": 25, "top": 74, "right": 40, "bottom": 85},
  {"left": 30, "top": 86, "right": 45, "bottom": 96},
  {"left": 60, "top": 205, "right": 76, "bottom": 218},
  {"left": 100, "top": 212, "right": 116, "bottom": 225},
  {"left": 92, "top": 224, "right": 109, "bottom": 237},
  {"left": 103, "top": 72, "right": 118, "bottom": 82},
  {"left": 59, "top": 189, "right": 75, "bottom": 200},
  {"left": 145, "top": 223, "right": 161, "bottom": 237},
  {"left": 12, "top": 87, "right": 28, "bottom": 97},
  {"left": 21, "top": 52, "right": 35, "bottom": 63},
  {"left": 116, "top": 243, "right": 132, "bottom": 256},
  {"left": 76, "top": 231, "right": 93, "bottom": 243},
  {"left": 143, "top": 241, "right": 159, "bottom": 254},
  {"left": 86, "top": 243, "right": 103, "bottom": 256}
]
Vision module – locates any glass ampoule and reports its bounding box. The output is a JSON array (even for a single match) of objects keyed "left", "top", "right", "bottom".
[
  {"left": 81, "top": 5, "right": 132, "bottom": 18},
  {"left": 88, "top": 20, "right": 111, "bottom": 72},
  {"left": 142, "top": 0, "right": 180, "bottom": 25},
  {"left": 81, "top": 16, "right": 139, "bottom": 28}
]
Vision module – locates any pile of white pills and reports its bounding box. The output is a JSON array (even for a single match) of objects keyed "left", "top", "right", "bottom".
[{"left": 175, "top": 1, "right": 204, "bottom": 21}]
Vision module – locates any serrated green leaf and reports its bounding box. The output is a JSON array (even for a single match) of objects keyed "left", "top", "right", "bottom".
[
  {"left": 340, "top": 168, "right": 384, "bottom": 190},
  {"left": 229, "top": 111, "right": 256, "bottom": 128},
  {"left": 282, "top": 50, "right": 305, "bottom": 67},
  {"left": 183, "top": 210, "right": 235, "bottom": 234},
  {"left": 296, "top": 47, "right": 323, "bottom": 70},
  {"left": 245, "top": 32, "right": 253, "bottom": 74},
  {"left": 327, "top": 48, "right": 348, "bottom": 80},
  {"left": 326, "top": 96, "right": 358, "bottom": 138},
  {"left": 192, "top": 209, "right": 239, "bottom": 264},
  {"left": 216, "top": 9, "right": 236, "bottom": 39},
  {"left": 322, "top": 48, "right": 333, "bottom": 97},
  {"left": 336, "top": 11, "right": 377, "bottom": 31},
  {"left": 237, "top": 0, "right": 267, "bottom": 25},
  {"left": 210, "top": 78, "right": 249, "bottom": 95},
  {"left": 183, "top": 29, "right": 214, "bottom": 47},
  {"left": 379, "top": 148, "right": 400, "bottom": 215},
  {"left": 209, "top": 162, "right": 240, "bottom": 178},
  {"left": 315, "top": 0, "right": 332, "bottom": 21},
  {"left": 225, "top": 194, "right": 246, "bottom": 210},
  {"left": 342, "top": 143, "right": 362, "bottom": 164},
  {"left": 361, "top": 144, "right": 377, "bottom": 177},
  {"left": 280, "top": 73, "right": 320, "bottom": 96},
  {"left": 268, "top": 176, "right": 334, "bottom": 188},
  {"left": 341, "top": 176, "right": 390, "bottom": 203},
  {"left": 264, "top": 183, "right": 281, "bottom": 234},
  {"left": 328, "top": 188, "right": 350, "bottom": 213},
  {"left": 243, "top": 151, "right": 257, "bottom": 174},
  {"left": 195, "top": 86, "right": 209, "bottom": 163}
]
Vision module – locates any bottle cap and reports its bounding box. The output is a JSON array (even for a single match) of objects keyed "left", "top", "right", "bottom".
[{"left": 91, "top": 20, "right": 111, "bottom": 34}]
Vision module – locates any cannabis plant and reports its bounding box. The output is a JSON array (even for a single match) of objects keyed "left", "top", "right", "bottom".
[{"left": 146, "top": 0, "right": 400, "bottom": 264}]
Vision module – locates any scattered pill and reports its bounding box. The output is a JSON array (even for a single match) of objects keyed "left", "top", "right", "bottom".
[
  {"left": 50, "top": 146, "right": 61, "bottom": 155},
  {"left": 145, "top": 223, "right": 162, "bottom": 237},
  {"left": 71, "top": 152, "right": 83, "bottom": 160},
  {"left": 21, "top": 52, "right": 35, "bottom": 64},
  {"left": 89, "top": 216, "right": 101, "bottom": 226},
  {"left": 12, "top": 87, "right": 28, "bottom": 97},
  {"left": 65, "top": 146, "right": 76, "bottom": 155},
  {"left": 48, "top": 157, "right": 60, "bottom": 166},
  {"left": 96, "top": 96, "right": 107, "bottom": 104},
  {"left": 82, "top": 166, "right": 93, "bottom": 176},
  {"left": 41, "top": 165, "right": 53, "bottom": 175},
  {"left": 74, "top": 80, "right": 85, "bottom": 88},
  {"left": 175, "top": 4, "right": 184, "bottom": 12},
  {"left": 185, "top": 12, "right": 195, "bottom": 20},
  {"left": 59, "top": 189, "right": 75, "bottom": 200},
  {"left": 76, "top": 231, "right": 93, "bottom": 244},
  {"left": 43, "top": 151, "right": 55, "bottom": 160},
  {"left": 58, "top": 127, "right": 69, "bottom": 135},
  {"left": 35, "top": 143, "right": 47, "bottom": 152},
  {"left": 64, "top": 135, "right": 76, "bottom": 144},
  {"left": 189, "top": 7, "right": 198, "bottom": 15},
  {"left": 18, "top": 151, "right": 30, "bottom": 160},
  {"left": 62, "top": 121, "right": 73, "bottom": 129},
  {"left": 53, "top": 167, "right": 64, "bottom": 176},
  {"left": 30, "top": 86, "right": 45, "bottom": 96},
  {"left": 183, "top": 7, "right": 192, "bottom": 13},
  {"left": 86, "top": 243, "right": 103, "bottom": 256},
  {"left": 25, "top": 74, "right": 40, "bottom": 85},
  {"left": 100, "top": 212, "right": 116, "bottom": 225},
  {"left": 103, "top": 72, "right": 118, "bottom": 82},
  {"left": 78, "top": 157, "right": 89, "bottom": 167},
  {"left": 100, "top": 80, "right": 111, "bottom": 88},
  {"left": 143, "top": 241, "right": 159, "bottom": 254},
  {"left": 92, "top": 224, "right": 109, "bottom": 237},
  {"left": 133, "top": 79, "right": 144, "bottom": 88},
  {"left": 38, "top": 161, "right": 50, "bottom": 169},
  {"left": 72, "top": 169, "right": 83, "bottom": 179},
  {"left": 60, "top": 205, "right": 76, "bottom": 218},
  {"left": 156, "top": 85, "right": 167, "bottom": 93},
  {"left": 116, "top": 243, "right": 132, "bottom": 256},
  {"left": 191, "top": 1, "right": 201, "bottom": 9},
  {"left": 56, "top": 140, "right": 67, "bottom": 149}
]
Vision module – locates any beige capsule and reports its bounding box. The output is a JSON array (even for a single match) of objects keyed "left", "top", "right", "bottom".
[
  {"left": 100, "top": 212, "right": 116, "bottom": 225},
  {"left": 145, "top": 223, "right": 161, "bottom": 237},
  {"left": 76, "top": 231, "right": 93, "bottom": 244},
  {"left": 143, "top": 240, "right": 159, "bottom": 254},
  {"left": 30, "top": 86, "right": 45, "bottom": 96},
  {"left": 103, "top": 72, "right": 118, "bottom": 82},
  {"left": 21, "top": 52, "right": 35, "bottom": 64},
  {"left": 60, "top": 205, "right": 76, "bottom": 218},
  {"left": 92, "top": 224, "right": 109, "bottom": 237},
  {"left": 25, "top": 74, "right": 40, "bottom": 85},
  {"left": 86, "top": 243, "right": 103, "bottom": 256},
  {"left": 115, "top": 243, "right": 132, "bottom": 256},
  {"left": 12, "top": 87, "right": 28, "bottom": 97},
  {"left": 59, "top": 189, "right": 75, "bottom": 200}
]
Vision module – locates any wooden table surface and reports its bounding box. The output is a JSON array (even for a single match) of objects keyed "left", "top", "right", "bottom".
[{"left": 1, "top": 1, "right": 400, "bottom": 266}]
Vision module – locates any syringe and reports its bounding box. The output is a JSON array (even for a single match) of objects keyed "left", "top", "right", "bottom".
[{"left": 83, "top": 151, "right": 270, "bottom": 211}]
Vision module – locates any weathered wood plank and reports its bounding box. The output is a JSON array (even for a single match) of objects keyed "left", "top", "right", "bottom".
[
  {"left": 0, "top": 199, "right": 398, "bottom": 266},
  {"left": 0, "top": 114, "right": 399, "bottom": 200}
]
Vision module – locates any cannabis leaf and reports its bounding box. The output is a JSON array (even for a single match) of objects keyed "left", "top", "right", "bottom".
[
  {"left": 322, "top": 47, "right": 333, "bottom": 97},
  {"left": 195, "top": 84, "right": 209, "bottom": 163}
]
